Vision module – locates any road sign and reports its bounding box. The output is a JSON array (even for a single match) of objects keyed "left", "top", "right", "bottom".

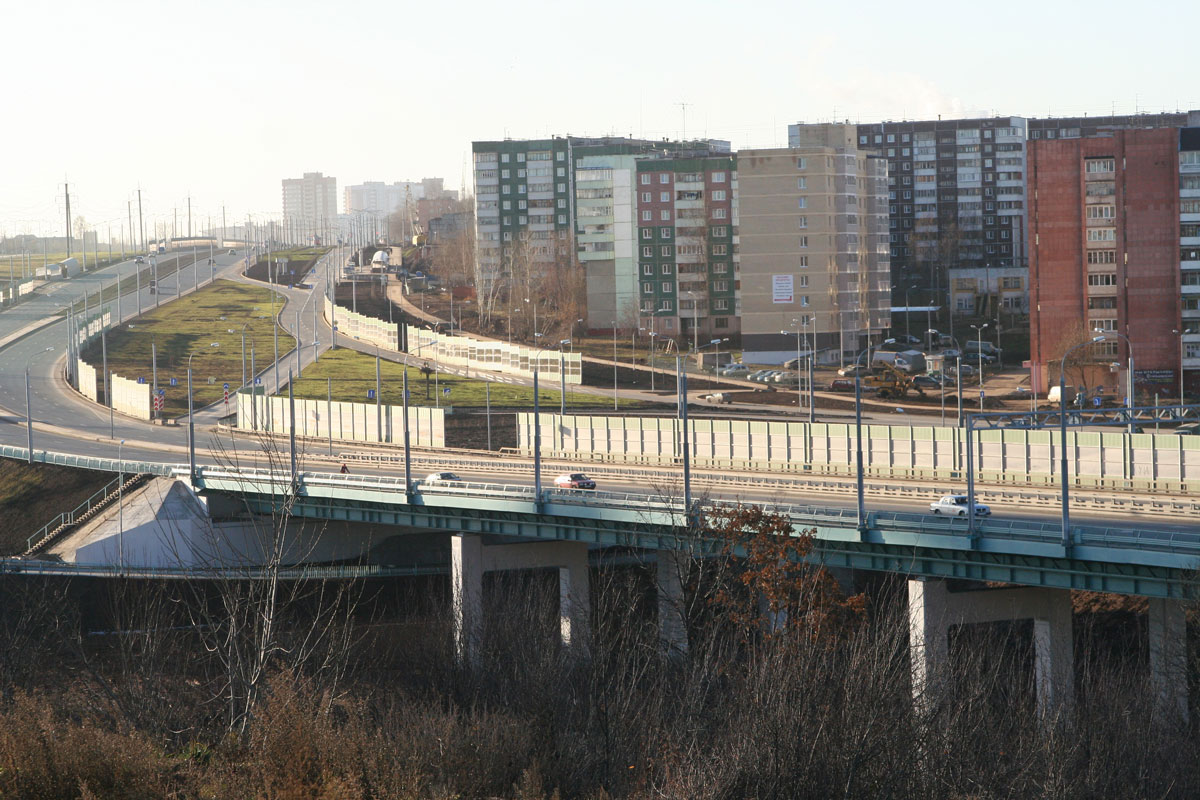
[
  {"left": 169, "top": 377, "right": 178, "bottom": 387},
  {"left": 223, "top": 382, "right": 230, "bottom": 390},
  {"left": 254, "top": 377, "right": 262, "bottom": 385},
  {"left": 443, "top": 387, "right": 451, "bottom": 396},
  {"left": 367, "top": 389, "right": 376, "bottom": 400},
  {"left": 137, "top": 377, "right": 145, "bottom": 384}
]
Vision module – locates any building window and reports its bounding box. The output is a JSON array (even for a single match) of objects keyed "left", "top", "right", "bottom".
[
  {"left": 801, "top": 295, "right": 810, "bottom": 306},
  {"left": 799, "top": 236, "right": 808, "bottom": 248},
  {"left": 1001, "top": 276, "right": 1022, "bottom": 289},
  {"left": 660, "top": 210, "right": 671, "bottom": 221},
  {"left": 661, "top": 246, "right": 672, "bottom": 257},
  {"left": 662, "top": 264, "right": 673, "bottom": 275},
  {"left": 517, "top": 153, "right": 526, "bottom": 162},
  {"left": 712, "top": 244, "right": 727, "bottom": 255},
  {"left": 1085, "top": 158, "right": 1115, "bottom": 174},
  {"left": 796, "top": 158, "right": 807, "bottom": 169},
  {"left": 642, "top": 246, "right": 652, "bottom": 257},
  {"left": 640, "top": 174, "right": 650, "bottom": 185},
  {"left": 641, "top": 229, "right": 652, "bottom": 240},
  {"left": 1088, "top": 296, "right": 1117, "bottom": 309},
  {"left": 797, "top": 216, "right": 807, "bottom": 228},
  {"left": 660, "top": 173, "right": 670, "bottom": 184},
  {"left": 642, "top": 283, "right": 652, "bottom": 294},
  {"left": 712, "top": 208, "right": 727, "bottom": 219},
  {"left": 641, "top": 192, "right": 651, "bottom": 203},
  {"left": 1086, "top": 205, "right": 1116, "bottom": 220},
  {"left": 557, "top": 183, "right": 566, "bottom": 192},
  {"left": 714, "top": 300, "right": 730, "bottom": 312},
  {"left": 659, "top": 191, "right": 669, "bottom": 202},
  {"left": 797, "top": 197, "right": 807, "bottom": 210},
  {"left": 1087, "top": 228, "right": 1116, "bottom": 242},
  {"left": 798, "top": 256, "right": 808, "bottom": 268},
  {"left": 713, "top": 280, "right": 729, "bottom": 291},
  {"left": 557, "top": 215, "right": 566, "bottom": 224},
  {"left": 1093, "top": 318, "right": 1117, "bottom": 332},
  {"left": 712, "top": 171, "right": 727, "bottom": 182},
  {"left": 642, "top": 300, "right": 653, "bottom": 312},
  {"left": 1087, "top": 273, "right": 1117, "bottom": 286},
  {"left": 796, "top": 178, "right": 807, "bottom": 190},
  {"left": 642, "top": 211, "right": 652, "bottom": 221},
  {"left": 712, "top": 226, "right": 727, "bottom": 236},
  {"left": 798, "top": 275, "right": 808, "bottom": 288},
  {"left": 502, "top": 200, "right": 511, "bottom": 210},
  {"left": 1087, "top": 250, "right": 1117, "bottom": 265},
  {"left": 662, "top": 282, "right": 673, "bottom": 293},
  {"left": 660, "top": 227, "right": 672, "bottom": 238},
  {"left": 642, "top": 264, "right": 653, "bottom": 275},
  {"left": 712, "top": 190, "right": 727, "bottom": 201},
  {"left": 501, "top": 169, "right": 510, "bottom": 179},
  {"left": 712, "top": 262, "right": 728, "bottom": 273}
]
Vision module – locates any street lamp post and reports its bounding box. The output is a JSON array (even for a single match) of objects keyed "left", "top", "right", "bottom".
[
  {"left": 612, "top": 320, "right": 619, "bottom": 411},
  {"left": 240, "top": 323, "right": 250, "bottom": 391},
  {"left": 1060, "top": 336, "right": 1107, "bottom": 549},
  {"left": 558, "top": 340, "right": 570, "bottom": 418},
  {"left": 971, "top": 323, "right": 988, "bottom": 414},
  {"left": 25, "top": 346, "right": 54, "bottom": 464},
  {"left": 852, "top": 346, "right": 873, "bottom": 533},
  {"left": 1099, "top": 329, "right": 1136, "bottom": 435},
  {"left": 1174, "top": 328, "right": 1191, "bottom": 406},
  {"left": 782, "top": 326, "right": 805, "bottom": 416},
  {"left": 117, "top": 439, "right": 125, "bottom": 571}
]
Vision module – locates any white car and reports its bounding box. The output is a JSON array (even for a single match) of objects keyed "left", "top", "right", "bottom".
[
  {"left": 719, "top": 363, "right": 749, "bottom": 376},
  {"left": 423, "top": 471, "right": 463, "bottom": 486},
  {"left": 930, "top": 494, "right": 991, "bottom": 516}
]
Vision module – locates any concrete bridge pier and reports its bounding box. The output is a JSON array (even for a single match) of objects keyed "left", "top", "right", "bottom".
[
  {"left": 451, "top": 534, "right": 592, "bottom": 667},
  {"left": 656, "top": 550, "right": 689, "bottom": 657},
  {"left": 1148, "top": 598, "right": 1189, "bottom": 722},
  {"left": 908, "top": 578, "right": 1074, "bottom": 718}
]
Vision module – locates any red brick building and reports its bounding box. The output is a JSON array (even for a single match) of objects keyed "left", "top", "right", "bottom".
[{"left": 1028, "top": 129, "right": 1180, "bottom": 398}]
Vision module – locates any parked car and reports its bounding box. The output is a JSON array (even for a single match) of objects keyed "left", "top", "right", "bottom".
[
  {"left": 940, "top": 348, "right": 963, "bottom": 360},
  {"left": 967, "top": 351, "right": 998, "bottom": 365},
  {"left": 930, "top": 495, "right": 991, "bottom": 516},
  {"left": 772, "top": 371, "right": 801, "bottom": 386},
  {"left": 783, "top": 358, "right": 802, "bottom": 370},
  {"left": 892, "top": 334, "right": 923, "bottom": 345},
  {"left": 134, "top": 255, "right": 145, "bottom": 264},
  {"left": 227, "top": 249, "right": 237, "bottom": 255},
  {"left": 912, "top": 375, "right": 943, "bottom": 390},
  {"left": 829, "top": 378, "right": 856, "bottom": 392},
  {"left": 719, "top": 363, "right": 749, "bottom": 376},
  {"left": 423, "top": 471, "right": 463, "bottom": 486},
  {"left": 748, "top": 369, "right": 774, "bottom": 382},
  {"left": 1176, "top": 422, "right": 1200, "bottom": 435},
  {"left": 838, "top": 364, "right": 868, "bottom": 377},
  {"left": 554, "top": 473, "right": 596, "bottom": 490}
]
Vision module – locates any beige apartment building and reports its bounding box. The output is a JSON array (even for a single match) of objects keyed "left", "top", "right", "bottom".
[{"left": 738, "top": 125, "right": 891, "bottom": 365}]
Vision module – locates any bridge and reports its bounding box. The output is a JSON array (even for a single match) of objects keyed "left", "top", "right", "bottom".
[{"left": 0, "top": 244, "right": 1193, "bottom": 722}]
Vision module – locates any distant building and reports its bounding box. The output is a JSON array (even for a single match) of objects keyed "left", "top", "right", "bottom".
[
  {"left": 471, "top": 135, "right": 729, "bottom": 329},
  {"left": 282, "top": 172, "right": 338, "bottom": 242},
  {"left": 947, "top": 266, "right": 1028, "bottom": 317},
  {"left": 1027, "top": 127, "right": 1184, "bottom": 396},
  {"left": 635, "top": 151, "right": 739, "bottom": 342},
  {"left": 739, "top": 124, "right": 891, "bottom": 365}
]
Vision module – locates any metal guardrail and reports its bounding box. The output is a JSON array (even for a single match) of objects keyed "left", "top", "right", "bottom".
[
  {"left": 26, "top": 474, "right": 124, "bottom": 551},
  {"left": 0, "top": 445, "right": 178, "bottom": 477}
]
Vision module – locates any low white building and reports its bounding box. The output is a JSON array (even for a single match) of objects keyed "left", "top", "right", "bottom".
[{"left": 948, "top": 266, "right": 1028, "bottom": 316}]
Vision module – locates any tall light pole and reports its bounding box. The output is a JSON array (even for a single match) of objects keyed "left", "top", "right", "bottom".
[
  {"left": 240, "top": 323, "right": 250, "bottom": 391},
  {"left": 187, "top": 345, "right": 218, "bottom": 485},
  {"left": 852, "top": 346, "right": 872, "bottom": 534},
  {"left": 1099, "top": 329, "right": 1136, "bottom": 435},
  {"left": 971, "top": 323, "right": 988, "bottom": 413},
  {"left": 558, "top": 339, "right": 570, "bottom": 418},
  {"left": 609, "top": 316, "right": 619, "bottom": 410},
  {"left": 117, "top": 439, "right": 125, "bottom": 572},
  {"left": 1174, "top": 328, "right": 1191, "bottom": 406},
  {"left": 782, "top": 326, "right": 805, "bottom": 416},
  {"left": 1060, "top": 336, "right": 1106, "bottom": 549},
  {"left": 25, "top": 347, "right": 54, "bottom": 463}
]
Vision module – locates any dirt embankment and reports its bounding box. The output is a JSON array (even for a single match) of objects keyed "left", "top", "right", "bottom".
[{"left": 0, "top": 458, "right": 114, "bottom": 555}]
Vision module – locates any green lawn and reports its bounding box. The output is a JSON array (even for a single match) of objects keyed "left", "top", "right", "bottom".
[
  {"left": 0, "top": 251, "right": 130, "bottom": 280},
  {"left": 292, "top": 348, "right": 651, "bottom": 410},
  {"left": 80, "top": 280, "right": 294, "bottom": 417}
]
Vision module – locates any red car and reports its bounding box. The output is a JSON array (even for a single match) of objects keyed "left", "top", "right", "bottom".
[
  {"left": 554, "top": 473, "right": 596, "bottom": 490},
  {"left": 829, "top": 378, "right": 855, "bottom": 392}
]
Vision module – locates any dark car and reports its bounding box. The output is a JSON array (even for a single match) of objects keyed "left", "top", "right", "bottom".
[
  {"left": 829, "top": 378, "right": 855, "bottom": 392},
  {"left": 912, "top": 375, "right": 943, "bottom": 389},
  {"left": 554, "top": 473, "right": 596, "bottom": 490}
]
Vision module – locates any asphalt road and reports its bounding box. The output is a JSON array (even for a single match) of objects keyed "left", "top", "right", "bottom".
[{"left": 0, "top": 249, "right": 1189, "bottom": 538}]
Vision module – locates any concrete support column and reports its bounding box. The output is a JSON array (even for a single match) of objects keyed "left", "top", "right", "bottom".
[
  {"left": 656, "top": 549, "right": 688, "bottom": 657},
  {"left": 557, "top": 542, "right": 591, "bottom": 654},
  {"left": 451, "top": 534, "right": 483, "bottom": 668},
  {"left": 1149, "top": 597, "right": 1189, "bottom": 722},
  {"left": 1032, "top": 597, "right": 1074, "bottom": 719},
  {"left": 908, "top": 579, "right": 951, "bottom": 707},
  {"left": 907, "top": 578, "right": 1074, "bottom": 718}
]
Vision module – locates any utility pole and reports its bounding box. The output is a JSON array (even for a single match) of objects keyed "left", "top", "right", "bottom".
[
  {"left": 127, "top": 201, "right": 133, "bottom": 259},
  {"left": 187, "top": 195, "right": 191, "bottom": 239},
  {"left": 64, "top": 182, "right": 72, "bottom": 258},
  {"left": 137, "top": 189, "right": 144, "bottom": 252}
]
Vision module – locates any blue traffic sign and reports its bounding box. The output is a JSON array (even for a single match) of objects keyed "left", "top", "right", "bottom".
[
  {"left": 367, "top": 389, "right": 376, "bottom": 400},
  {"left": 157, "top": 389, "right": 165, "bottom": 396},
  {"left": 254, "top": 377, "right": 262, "bottom": 385},
  {"left": 137, "top": 377, "right": 146, "bottom": 384},
  {"left": 169, "top": 377, "right": 178, "bottom": 387},
  {"left": 223, "top": 382, "right": 230, "bottom": 390},
  {"left": 443, "top": 387, "right": 451, "bottom": 396}
]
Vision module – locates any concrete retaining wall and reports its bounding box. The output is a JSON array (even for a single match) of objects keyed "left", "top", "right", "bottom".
[
  {"left": 325, "top": 296, "right": 398, "bottom": 350},
  {"left": 111, "top": 373, "right": 151, "bottom": 420},
  {"left": 407, "top": 325, "right": 582, "bottom": 384}
]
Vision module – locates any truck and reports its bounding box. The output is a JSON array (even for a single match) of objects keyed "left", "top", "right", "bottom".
[
  {"left": 872, "top": 349, "right": 926, "bottom": 374},
  {"left": 861, "top": 362, "right": 927, "bottom": 400},
  {"left": 55, "top": 257, "right": 81, "bottom": 279},
  {"left": 370, "top": 249, "right": 390, "bottom": 267},
  {"left": 965, "top": 339, "right": 1000, "bottom": 357}
]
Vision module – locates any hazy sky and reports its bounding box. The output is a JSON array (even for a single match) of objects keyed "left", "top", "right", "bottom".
[{"left": 2, "top": 0, "right": 1195, "bottom": 239}]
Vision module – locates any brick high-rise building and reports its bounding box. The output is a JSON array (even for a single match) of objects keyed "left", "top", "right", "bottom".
[{"left": 1028, "top": 128, "right": 1182, "bottom": 397}]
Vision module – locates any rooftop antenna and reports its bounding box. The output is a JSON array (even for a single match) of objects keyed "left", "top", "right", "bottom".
[{"left": 678, "top": 101, "right": 690, "bottom": 140}]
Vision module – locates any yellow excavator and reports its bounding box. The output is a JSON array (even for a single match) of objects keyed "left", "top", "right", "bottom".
[{"left": 861, "top": 362, "right": 925, "bottom": 400}]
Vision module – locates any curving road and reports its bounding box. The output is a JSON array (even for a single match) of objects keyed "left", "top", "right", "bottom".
[{"left": 0, "top": 248, "right": 1189, "bottom": 538}]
